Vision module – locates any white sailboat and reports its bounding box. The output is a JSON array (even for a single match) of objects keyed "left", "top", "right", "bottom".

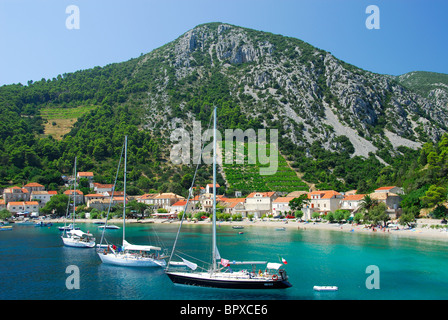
[
  {"left": 61, "top": 157, "right": 96, "bottom": 248},
  {"left": 97, "top": 136, "right": 167, "bottom": 267},
  {"left": 165, "top": 107, "right": 292, "bottom": 289}
]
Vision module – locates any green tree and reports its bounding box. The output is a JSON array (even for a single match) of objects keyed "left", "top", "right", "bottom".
[
  {"left": 128, "top": 200, "right": 148, "bottom": 216},
  {"left": 364, "top": 202, "right": 389, "bottom": 226},
  {"left": 0, "top": 209, "right": 12, "bottom": 220},
  {"left": 353, "top": 212, "right": 363, "bottom": 224},
  {"left": 421, "top": 185, "right": 447, "bottom": 208},
  {"left": 399, "top": 212, "right": 416, "bottom": 227},
  {"left": 289, "top": 194, "right": 309, "bottom": 211},
  {"left": 312, "top": 212, "right": 321, "bottom": 220},
  {"left": 334, "top": 209, "right": 350, "bottom": 222},
  {"left": 324, "top": 212, "right": 335, "bottom": 223},
  {"left": 41, "top": 194, "right": 69, "bottom": 216},
  {"left": 359, "top": 195, "right": 377, "bottom": 213},
  {"left": 181, "top": 173, "right": 193, "bottom": 189},
  {"left": 294, "top": 210, "right": 304, "bottom": 220},
  {"left": 430, "top": 205, "right": 448, "bottom": 219}
]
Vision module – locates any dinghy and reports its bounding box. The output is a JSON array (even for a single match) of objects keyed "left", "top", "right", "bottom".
[{"left": 313, "top": 285, "right": 338, "bottom": 291}]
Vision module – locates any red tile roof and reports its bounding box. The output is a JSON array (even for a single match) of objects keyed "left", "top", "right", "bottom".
[
  {"left": 307, "top": 190, "right": 341, "bottom": 199},
  {"left": 85, "top": 194, "right": 105, "bottom": 197},
  {"left": 78, "top": 172, "right": 94, "bottom": 177},
  {"left": 172, "top": 200, "right": 188, "bottom": 207},
  {"left": 64, "top": 190, "right": 84, "bottom": 195},
  {"left": 342, "top": 194, "right": 366, "bottom": 201},
  {"left": 24, "top": 182, "right": 44, "bottom": 187},
  {"left": 375, "top": 186, "right": 396, "bottom": 191},
  {"left": 247, "top": 192, "right": 276, "bottom": 198},
  {"left": 273, "top": 196, "right": 295, "bottom": 203}
]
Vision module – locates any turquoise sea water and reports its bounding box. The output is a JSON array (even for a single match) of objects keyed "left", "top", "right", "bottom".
[{"left": 1, "top": 222, "right": 448, "bottom": 300}]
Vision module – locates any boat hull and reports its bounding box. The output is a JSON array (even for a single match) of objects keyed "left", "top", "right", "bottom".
[
  {"left": 98, "top": 252, "right": 166, "bottom": 267},
  {"left": 62, "top": 236, "right": 96, "bottom": 248},
  {"left": 166, "top": 271, "right": 292, "bottom": 289}
]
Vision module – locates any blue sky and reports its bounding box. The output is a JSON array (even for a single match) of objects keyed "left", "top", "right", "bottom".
[{"left": 0, "top": 0, "right": 447, "bottom": 86}]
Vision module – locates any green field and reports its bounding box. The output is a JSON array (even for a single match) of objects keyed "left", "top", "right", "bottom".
[
  {"left": 41, "top": 105, "right": 98, "bottom": 140},
  {"left": 40, "top": 105, "right": 98, "bottom": 120},
  {"left": 221, "top": 142, "right": 308, "bottom": 193}
]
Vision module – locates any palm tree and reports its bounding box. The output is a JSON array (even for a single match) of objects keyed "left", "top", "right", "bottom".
[
  {"left": 359, "top": 195, "right": 377, "bottom": 213},
  {"left": 359, "top": 194, "right": 380, "bottom": 226}
]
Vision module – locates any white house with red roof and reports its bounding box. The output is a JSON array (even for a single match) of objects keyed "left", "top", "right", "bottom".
[
  {"left": 30, "top": 191, "right": 56, "bottom": 207},
  {"left": 77, "top": 172, "right": 94, "bottom": 188},
  {"left": 374, "top": 186, "right": 404, "bottom": 195},
  {"left": 340, "top": 194, "right": 366, "bottom": 212},
  {"left": 64, "top": 189, "right": 84, "bottom": 204},
  {"left": 170, "top": 200, "right": 195, "bottom": 214},
  {"left": 218, "top": 197, "right": 246, "bottom": 215},
  {"left": 24, "top": 182, "right": 45, "bottom": 193},
  {"left": 205, "top": 183, "right": 220, "bottom": 194},
  {"left": 136, "top": 193, "right": 184, "bottom": 211},
  {"left": 244, "top": 192, "right": 278, "bottom": 217},
  {"left": 93, "top": 183, "right": 114, "bottom": 194},
  {"left": 272, "top": 196, "right": 295, "bottom": 215},
  {"left": 7, "top": 201, "right": 39, "bottom": 215},
  {"left": 302, "top": 190, "right": 344, "bottom": 220},
  {"left": 85, "top": 193, "right": 106, "bottom": 208},
  {"left": 77, "top": 172, "right": 94, "bottom": 179}
]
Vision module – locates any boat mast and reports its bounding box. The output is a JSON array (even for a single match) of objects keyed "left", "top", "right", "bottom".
[
  {"left": 212, "top": 106, "right": 217, "bottom": 273},
  {"left": 73, "top": 157, "right": 77, "bottom": 227},
  {"left": 123, "top": 135, "right": 127, "bottom": 245}
]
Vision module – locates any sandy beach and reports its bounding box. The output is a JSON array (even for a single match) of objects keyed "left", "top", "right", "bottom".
[{"left": 46, "top": 217, "right": 448, "bottom": 242}]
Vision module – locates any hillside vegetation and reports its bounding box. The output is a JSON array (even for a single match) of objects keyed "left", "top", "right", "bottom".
[{"left": 0, "top": 22, "right": 447, "bottom": 204}]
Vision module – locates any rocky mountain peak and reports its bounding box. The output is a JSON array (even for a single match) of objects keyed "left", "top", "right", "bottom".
[{"left": 136, "top": 22, "right": 448, "bottom": 164}]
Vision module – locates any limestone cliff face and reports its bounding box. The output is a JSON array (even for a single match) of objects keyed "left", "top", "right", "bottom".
[{"left": 133, "top": 23, "right": 448, "bottom": 163}]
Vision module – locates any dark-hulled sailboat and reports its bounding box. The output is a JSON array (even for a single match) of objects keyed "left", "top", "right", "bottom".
[{"left": 165, "top": 107, "right": 292, "bottom": 289}]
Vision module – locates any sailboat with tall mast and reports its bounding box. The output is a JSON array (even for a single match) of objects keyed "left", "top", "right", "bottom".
[
  {"left": 61, "top": 157, "right": 96, "bottom": 248},
  {"left": 165, "top": 107, "right": 292, "bottom": 289},
  {"left": 97, "top": 136, "right": 167, "bottom": 267}
]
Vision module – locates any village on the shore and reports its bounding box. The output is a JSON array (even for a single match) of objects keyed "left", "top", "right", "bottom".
[{"left": 0, "top": 170, "right": 404, "bottom": 222}]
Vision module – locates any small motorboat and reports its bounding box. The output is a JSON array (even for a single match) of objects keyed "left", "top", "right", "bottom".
[
  {"left": 0, "top": 222, "right": 12, "bottom": 231},
  {"left": 313, "top": 286, "right": 338, "bottom": 291},
  {"left": 276, "top": 227, "right": 286, "bottom": 231},
  {"left": 58, "top": 224, "right": 80, "bottom": 231},
  {"left": 232, "top": 225, "right": 244, "bottom": 229},
  {"left": 35, "top": 221, "right": 53, "bottom": 227},
  {"left": 98, "top": 225, "right": 120, "bottom": 230}
]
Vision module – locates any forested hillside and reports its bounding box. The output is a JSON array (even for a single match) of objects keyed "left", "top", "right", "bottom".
[{"left": 1, "top": 22, "right": 448, "bottom": 202}]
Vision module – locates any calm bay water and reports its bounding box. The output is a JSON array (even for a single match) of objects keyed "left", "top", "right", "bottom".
[{"left": 1, "top": 222, "right": 448, "bottom": 300}]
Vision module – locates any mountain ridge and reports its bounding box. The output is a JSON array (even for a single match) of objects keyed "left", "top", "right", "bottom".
[
  {"left": 1, "top": 22, "right": 448, "bottom": 195},
  {"left": 133, "top": 23, "right": 447, "bottom": 158}
]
